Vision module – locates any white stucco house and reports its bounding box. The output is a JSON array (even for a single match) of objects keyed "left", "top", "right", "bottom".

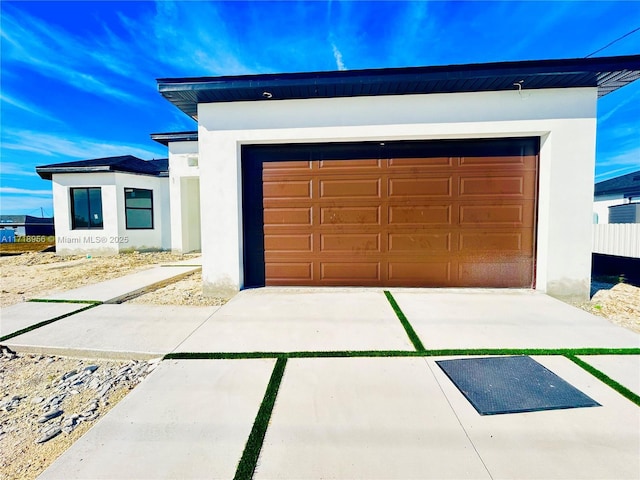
[
  {"left": 36, "top": 133, "right": 201, "bottom": 256},
  {"left": 38, "top": 55, "right": 640, "bottom": 300},
  {"left": 36, "top": 155, "right": 169, "bottom": 255},
  {"left": 593, "top": 170, "right": 640, "bottom": 224}
]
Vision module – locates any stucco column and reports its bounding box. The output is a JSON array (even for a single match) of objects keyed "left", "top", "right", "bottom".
[{"left": 198, "top": 125, "right": 243, "bottom": 297}]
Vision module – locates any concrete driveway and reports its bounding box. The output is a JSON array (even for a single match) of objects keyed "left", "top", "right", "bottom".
[{"left": 16, "top": 287, "right": 639, "bottom": 479}]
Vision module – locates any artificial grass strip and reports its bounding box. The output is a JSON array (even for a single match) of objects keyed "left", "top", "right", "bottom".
[
  {"left": 383, "top": 290, "right": 425, "bottom": 351},
  {"left": 164, "top": 347, "right": 640, "bottom": 361},
  {"left": 28, "top": 299, "right": 102, "bottom": 304},
  {"left": 234, "top": 357, "right": 287, "bottom": 480},
  {"left": 0, "top": 302, "right": 100, "bottom": 342},
  {"left": 566, "top": 355, "right": 640, "bottom": 407}
]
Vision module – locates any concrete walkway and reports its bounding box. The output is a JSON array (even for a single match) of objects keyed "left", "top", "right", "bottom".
[
  {"left": 2, "top": 284, "right": 637, "bottom": 479},
  {"left": 175, "top": 288, "right": 414, "bottom": 353},
  {"left": 38, "top": 264, "right": 200, "bottom": 303},
  {"left": 1, "top": 301, "right": 91, "bottom": 339},
  {"left": 5, "top": 304, "right": 219, "bottom": 359}
]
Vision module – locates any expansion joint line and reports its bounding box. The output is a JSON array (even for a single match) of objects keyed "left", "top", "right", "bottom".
[
  {"left": 0, "top": 302, "right": 101, "bottom": 342},
  {"left": 383, "top": 290, "right": 426, "bottom": 351},
  {"left": 234, "top": 357, "right": 288, "bottom": 480},
  {"left": 565, "top": 354, "right": 640, "bottom": 407}
]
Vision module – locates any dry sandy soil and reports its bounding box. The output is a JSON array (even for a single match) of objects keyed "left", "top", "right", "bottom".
[
  {"left": 0, "top": 251, "right": 638, "bottom": 479},
  {"left": 0, "top": 251, "right": 223, "bottom": 307}
]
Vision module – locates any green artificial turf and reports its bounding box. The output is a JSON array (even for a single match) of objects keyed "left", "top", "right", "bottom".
[
  {"left": 383, "top": 290, "right": 425, "bottom": 351},
  {"left": 566, "top": 355, "right": 640, "bottom": 407},
  {"left": 234, "top": 357, "right": 287, "bottom": 480},
  {"left": 164, "top": 347, "right": 640, "bottom": 361},
  {"left": 0, "top": 302, "right": 100, "bottom": 342},
  {"left": 28, "top": 298, "right": 101, "bottom": 304}
]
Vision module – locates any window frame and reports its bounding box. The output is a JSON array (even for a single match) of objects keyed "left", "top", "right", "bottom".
[
  {"left": 70, "top": 187, "right": 103, "bottom": 230},
  {"left": 124, "top": 188, "right": 154, "bottom": 230}
]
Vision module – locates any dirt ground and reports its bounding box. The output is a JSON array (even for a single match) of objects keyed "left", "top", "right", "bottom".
[
  {"left": 0, "top": 251, "right": 638, "bottom": 479},
  {"left": 573, "top": 282, "right": 640, "bottom": 334},
  {"left": 0, "top": 251, "right": 202, "bottom": 307}
]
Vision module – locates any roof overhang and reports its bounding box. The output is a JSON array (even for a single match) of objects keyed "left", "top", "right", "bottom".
[
  {"left": 36, "top": 164, "right": 168, "bottom": 180},
  {"left": 36, "top": 166, "right": 112, "bottom": 180},
  {"left": 157, "top": 55, "right": 640, "bottom": 120},
  {"left": 150, "top": 131, "right": 198, "bottom": 146}
]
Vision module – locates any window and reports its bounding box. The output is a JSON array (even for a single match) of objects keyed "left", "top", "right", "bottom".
[
  {"left": 125, "top": 188, "right": 153, "bottom": 229},
  {"left": 71, "top": 188, "right": 103, "bottom": 229}
]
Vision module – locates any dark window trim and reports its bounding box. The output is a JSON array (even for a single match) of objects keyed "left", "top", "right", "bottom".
[
  {"left": 70, "top": 187, "right": 103, "bottom": 230},
  {"left": 124, "top": 188, "right": 154, "bottom": 230}
]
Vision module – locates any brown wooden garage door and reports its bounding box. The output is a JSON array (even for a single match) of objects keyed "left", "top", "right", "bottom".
[{"left": 251, "top": 139, "right": 538, "bottom": 287}]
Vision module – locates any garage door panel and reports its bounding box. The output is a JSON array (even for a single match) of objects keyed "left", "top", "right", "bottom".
[
  {"left": 264, "top": 208, "right": 312, "bottom": 226},
  {"left": 320, "top": 179, "right": 381, "bottom": 198},
  {"left": 264, "top": 180, "right": 311, "bottom": 199},
  {"left": 388, "top": 157, "right": 453, "bottom": 168},
  {"left": 320, "top": 233, "right": 380, "bottom": 252},
  {"left": 459, "top": 176, "right": 526, "bottom": 197},
  {"left": 459, "top": 155, "right": 534, "bottom": 168},
  {"left": 264, "top": 234, "right": 313, "bottom": 252},
  {"left": 388, "top": 177, "right": 452, "bottom": 197},
  {"left": 320, "top": 206, "right": 380, "bottom": 225},
  {"left": 459, "top": 203, "right": 530, "bottom": 225},
  {"left": 388, "top": 233, "right": 451, "bottom": 253},
  {"left": 388, "top": 262, "right": 451, "bottom": 283},
  {"left": 320, "top": 262, "right": 380, "bottom": 282},
  {"left": 458, "top": 261, "right": 533, "bottom": 287},
  {"left": 266, "top": 262, "right": 313, "bottom": 282},
  {"left": 263, "top": 161, "right": 312, "bottom": 172},
  {"left": 459, "top": 231, "right": 533, "bottom": 252},
  {"left": 319, "top": 159, "right": 381, "bottom": 170},
  {"left": 388, "top": 205, "right": 452, "bottom": 225}
]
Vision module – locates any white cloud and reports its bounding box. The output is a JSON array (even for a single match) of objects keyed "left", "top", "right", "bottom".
[
  {"left": 0, "top": 163, "right": 39, "bottom": 177},
  {"left": 332, "top": 42, "right": 347, "bottom": 71},
  {"left": 1, "top": 6, "right": 147, "bottom": 104},
  {"left": 0, "top": 93, "right": 64, "bottom": 123},
  {"left": 599, "top": 90, "right": 640, "bottom": 125},
  {"left": 3, "top": 129, "right": 166, "bottom": 162},
  {"left": 0, "top": 187, "right": 52, "bottom": 195}
]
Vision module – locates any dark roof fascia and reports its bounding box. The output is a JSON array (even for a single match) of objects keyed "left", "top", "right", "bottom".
[
  {"left": 36, "top": 165, "right": 168, "bottom": 181},
  {"left": 157, "top": 55, "right": 640, "bottom": 119},
  {"left": 594, "top": 170, "right": 640, "bottom": 197},
  {"left": 150, "top": 131, "right": 198, "bottom": 146}
]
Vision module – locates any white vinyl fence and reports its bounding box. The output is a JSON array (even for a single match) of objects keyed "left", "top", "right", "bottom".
[{"left": 593, "top": 223, "right": 640, "bottom": 258}]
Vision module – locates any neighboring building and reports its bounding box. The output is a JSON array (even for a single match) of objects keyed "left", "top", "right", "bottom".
[
  {"left": 0, "top": 215, "right": 55, "bottom": 241},
  {"left": 154, "top": 54, "right": 640, "bottom": 300},
  {"left": 36, "top": 156, "right": 172, "bottom": 255},
  {"left": 592, "top": 170, "right": 640, "bottom": 262},
  {"left": 593, "top": 170, "right": 640, "bottom": 224}
]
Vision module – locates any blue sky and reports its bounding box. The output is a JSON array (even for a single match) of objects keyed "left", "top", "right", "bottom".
[{"left": 1, "top": 1, "right": 639, "bottom": 216}]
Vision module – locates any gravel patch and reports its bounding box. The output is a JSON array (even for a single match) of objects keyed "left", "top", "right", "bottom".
[{"left": 0, "top": 348, "right": 158, "bottom": 480}]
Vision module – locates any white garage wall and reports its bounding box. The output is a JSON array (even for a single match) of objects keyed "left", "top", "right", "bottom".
[{"left": 197, "top": 87, "right": 598, "bottom": 300}]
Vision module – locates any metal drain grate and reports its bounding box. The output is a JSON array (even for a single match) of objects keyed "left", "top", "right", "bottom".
[{"left": 436, "top": 356, "right": 601, "bottom": 415}]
